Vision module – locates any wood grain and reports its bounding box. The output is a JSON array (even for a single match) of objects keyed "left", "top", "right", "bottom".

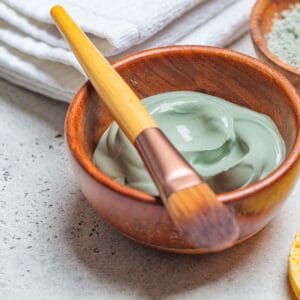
[{"left": 66, "top": 45, "right": 300, "bottom": 254}]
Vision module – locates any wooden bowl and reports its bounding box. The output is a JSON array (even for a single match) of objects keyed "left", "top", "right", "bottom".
[
  {"left": 250, "top": 0, "right": 300, "bottom": 93},
  {"left": 66, "top": 46, "right": 300, "bottom": 254}
]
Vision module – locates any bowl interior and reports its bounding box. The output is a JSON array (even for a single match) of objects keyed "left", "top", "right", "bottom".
[
  {"left": 67, "top": 46, "right": 300, "bottom": 203},
  {"left": 251, "top": 0, "right": 300, "bottom": 75}
]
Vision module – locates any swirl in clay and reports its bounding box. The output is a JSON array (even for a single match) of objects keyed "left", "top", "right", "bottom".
[{"left": 93, "top": 91, "right": 286, "bottom": 194}]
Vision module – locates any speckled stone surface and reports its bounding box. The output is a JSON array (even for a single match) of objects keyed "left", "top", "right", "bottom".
[{"left": 0, "top": 35, "right": 299, "bottom": 300}]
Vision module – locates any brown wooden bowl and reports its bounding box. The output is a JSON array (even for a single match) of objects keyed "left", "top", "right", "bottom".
[
  {"left": 66, "top": 46, "right": 300, "bottom": 254},
  {"left": 250, "top": 0, "right": 300, "bottom": 93}
]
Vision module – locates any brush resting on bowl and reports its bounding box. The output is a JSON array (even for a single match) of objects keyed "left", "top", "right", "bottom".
[
  {"left": 66, "top": 45, "right": 300, "bottom": 253},
  {"left": 94, "top": 91, "right": 286, "bottom": 195}
]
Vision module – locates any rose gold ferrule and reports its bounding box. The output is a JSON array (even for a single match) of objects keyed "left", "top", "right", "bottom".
[{"left": 135, "top": 128, "right": 203, "bottom": 201}]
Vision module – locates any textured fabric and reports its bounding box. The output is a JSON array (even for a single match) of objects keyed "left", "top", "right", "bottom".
[{"left": 0, "top": 0, "right": 256, "bottom": 102}]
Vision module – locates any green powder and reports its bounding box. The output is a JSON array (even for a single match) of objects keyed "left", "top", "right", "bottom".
[{"left": 267, "top": 4, "right": 300, "bottom": 69}]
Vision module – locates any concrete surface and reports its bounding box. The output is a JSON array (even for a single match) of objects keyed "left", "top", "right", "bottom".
[{"left": 0, "top": 34, "right": 299, "bottom": 300}]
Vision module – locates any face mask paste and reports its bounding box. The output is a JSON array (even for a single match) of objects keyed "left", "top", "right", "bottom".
[{"left": 93, "top": 91, "right": 286, "bottom": 195}]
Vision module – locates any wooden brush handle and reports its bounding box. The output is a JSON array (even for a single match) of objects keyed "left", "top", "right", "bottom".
[{"left": 51, "top": 5, "right": 158, "bottom": 143}]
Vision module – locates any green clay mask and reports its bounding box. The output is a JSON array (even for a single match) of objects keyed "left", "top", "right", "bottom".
[{"left": 93, "top": 91, "right": 286, "bottom": 195}]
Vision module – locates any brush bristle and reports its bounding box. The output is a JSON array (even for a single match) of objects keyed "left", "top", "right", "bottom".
[{"left": 166, "top": 183, "right": 239, "bottom": 250}]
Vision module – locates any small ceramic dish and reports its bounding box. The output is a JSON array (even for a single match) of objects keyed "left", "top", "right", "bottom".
[
  {"left": 66, "top": 46, "right": 300, "bottom": 254},
  {"left": 250, "top": 0, "right": 300, "bottom": 93}
]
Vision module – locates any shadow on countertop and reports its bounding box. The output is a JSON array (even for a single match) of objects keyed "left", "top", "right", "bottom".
[{"left": 67, "top": 192, "right": 275, "bottom": 299}]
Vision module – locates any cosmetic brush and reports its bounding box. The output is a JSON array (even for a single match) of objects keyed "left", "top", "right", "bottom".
[{"left": 51, "top": 5, "right": 239, "bottom": 250}]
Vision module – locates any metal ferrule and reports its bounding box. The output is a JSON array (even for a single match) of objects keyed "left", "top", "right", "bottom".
[{"left": 135, "top": 128, "right": 203, "bottom": 201}]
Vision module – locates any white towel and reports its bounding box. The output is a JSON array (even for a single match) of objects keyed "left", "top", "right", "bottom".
[{"left": 0, "top": 0, "right": 256, "bottom": 102}]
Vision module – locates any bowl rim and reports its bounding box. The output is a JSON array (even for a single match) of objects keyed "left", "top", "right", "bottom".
[
  {"left": 250, "top": 0, "right": 300, "bottom": 77},
  {"left": 66, "top": 45, "right": 300, "bottom": 205}
]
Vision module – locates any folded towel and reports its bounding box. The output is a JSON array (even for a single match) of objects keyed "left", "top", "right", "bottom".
[
  {"left": 0, "top": 0, "right": 235, "bottom": 70},
  {"left": 1, "top": 0, "right": 225, "bottom": 56},
  {"left": 0, "top": 0, "right": 256, "bottom": 102}
]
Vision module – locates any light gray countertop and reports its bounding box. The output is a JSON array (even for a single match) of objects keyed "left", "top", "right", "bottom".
[{"left": 0, "top": 34, "right": 299, "bottom": 300}]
